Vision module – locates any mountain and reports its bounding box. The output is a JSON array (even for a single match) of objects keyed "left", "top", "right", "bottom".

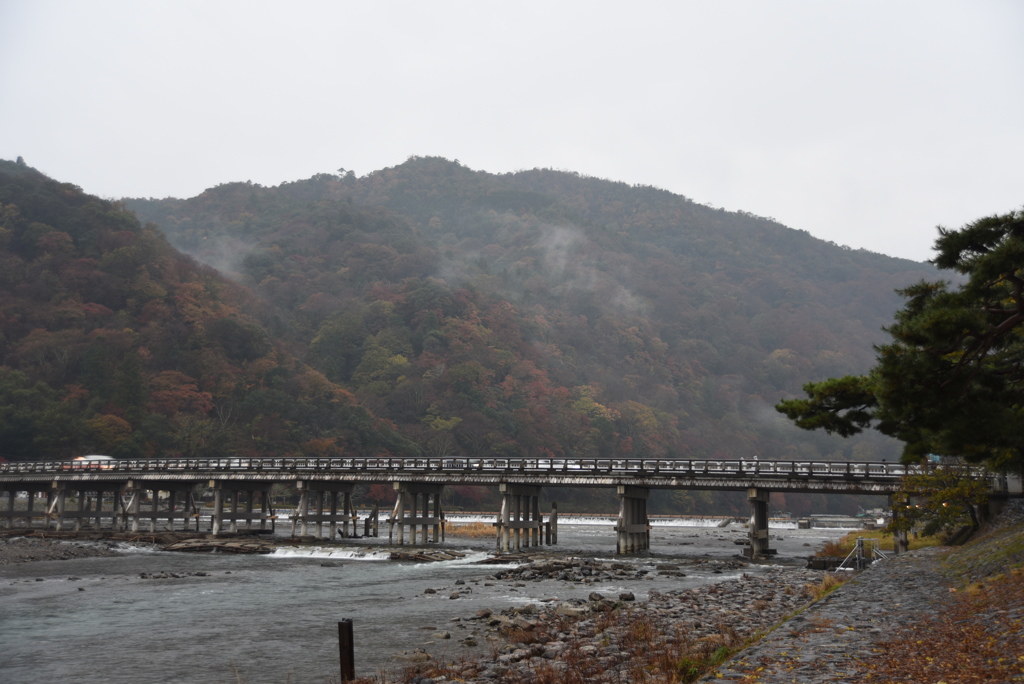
[
  {"left": 0, "top": 158, "right": 416, "bottom": 464},
  {"left": 124, "top": 157, "right": 939, "bottom": 513},
  {"left": 0, "top": 156, "right": 939, "bottom": 514}
]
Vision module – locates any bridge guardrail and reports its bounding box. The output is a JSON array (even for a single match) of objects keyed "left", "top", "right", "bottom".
[
  {"left": 0, "top": 456, "right": 920, "bottom": 478},
  {"left": 2, "top": 457, "right": 1008, "bottom": 496}
]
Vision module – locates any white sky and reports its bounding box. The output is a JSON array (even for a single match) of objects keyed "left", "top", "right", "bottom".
[{"left": 2, "top": 1, "right": 1022, "bottom": 263}]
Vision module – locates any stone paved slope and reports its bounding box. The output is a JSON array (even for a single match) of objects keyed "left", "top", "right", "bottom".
[
  {"left": 703, "top": 497, "right": 1024, "bottom": 683},
  {"left": 701, "top": 548, "right": 952, "bottom": 683}
]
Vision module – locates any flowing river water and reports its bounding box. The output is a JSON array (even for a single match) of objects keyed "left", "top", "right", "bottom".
[{"left": 0, "top": 518, "right": 850, "bottom": 684}]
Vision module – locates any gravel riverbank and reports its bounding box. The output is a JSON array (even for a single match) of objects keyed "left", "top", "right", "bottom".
[
  {"left": 0, "top": 533, "right": 124, "bottom": 565},
  {"left": 397, "top": 559, "right": 830, "bottom": 683},
  {"left": 391, "top": 501, "right": 1024, "bottom": 684}
]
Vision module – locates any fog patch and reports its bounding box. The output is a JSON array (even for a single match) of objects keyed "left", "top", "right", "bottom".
[{"left": 537, "top": 224, "right": 584, "bottom": 279}]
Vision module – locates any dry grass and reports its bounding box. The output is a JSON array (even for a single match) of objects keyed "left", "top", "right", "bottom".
[
  {"left": 803, "top": 572, "right": 848, "bottom": 601},
  {"left": 816, "top": 528, "right": 942, "bottom": 557},
  {"left": 445, "top": 521, "right": 495, "bottom": 538}
]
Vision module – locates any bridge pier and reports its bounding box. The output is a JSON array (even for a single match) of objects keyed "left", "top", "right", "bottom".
[
  {"left": 210, "top": 482, "right": 274, "bottom": 537},
  {"left": 745, "top": 488, "right": 775, "bottom": 559},
  {"left": 48, "top": 485, "right": 66, "bottom": 531},
  {"left": 389, "top": 483, "right": 444, "bottom": 545},
  {"left": 293, "top": 482, "right": 357, "bottom": 539},
  {"left": 2, "top": 488, "right": 12, "bottom": 528},
  {"left": 497, "top": 484, "right": 552, "bottom": 553},
  {"left": 616, "top": 486, "right": 650, "bottom": 554},
  {"left": 121, "top": 485, "right": 141, "bottom": 532},
  {"left": 70, "top": 486, "right": 119, "bottom": 531},
  {"left": 126, "top": 484, "right": 201, "bottom": 533},
  {"left": 92, "top": 487, "right": 116, "bottom": 530},
  {"left": 1, "top": 487, "right": 49, "bottom": 529},
  {"left": 73, "top": 488, "right": 85, "bottom": 530},
  {"left": 547, "top": 501, "right": 558, "bottom": 545}
]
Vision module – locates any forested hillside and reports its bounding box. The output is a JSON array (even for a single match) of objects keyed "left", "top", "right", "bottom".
[
  {"left": 123, "top": 157, "right": 939, "bottom": 513},
  {"left": 0, "top": 159, "right": 416, "bottom": 465},
  {"left": 0, "top": 156, "right": 940, "bottom": 514}
]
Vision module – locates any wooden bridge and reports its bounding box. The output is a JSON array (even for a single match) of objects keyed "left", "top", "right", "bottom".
[{"left": 1, "top": 457, "right": 1017, "bottom": 557}]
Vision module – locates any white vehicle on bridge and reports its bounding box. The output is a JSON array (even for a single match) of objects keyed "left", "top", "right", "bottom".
[{"left": 62, "top": 455, "right": 116, "bottom": 470}]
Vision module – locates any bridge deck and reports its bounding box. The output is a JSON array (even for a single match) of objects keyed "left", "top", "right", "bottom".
[{"left": 0, "top": 457, "right": 1000, "bottom": 494}]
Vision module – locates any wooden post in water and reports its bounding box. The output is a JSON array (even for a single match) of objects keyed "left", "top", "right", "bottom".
[{"left": 338, "top": 619, "right": 355, "bottom": 682}]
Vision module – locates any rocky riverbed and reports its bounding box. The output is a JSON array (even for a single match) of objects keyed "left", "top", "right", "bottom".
[
  {"left": 0, "top": 534, "right": 124, "bottom": 565},
  {"left": 370, "top": 501, "right": 1024, "bottom": 684},
  {"left": 390, "top": 501, "right": 1024, "bottom": 684},
  {"left": 395, "top": 556, "right": 828, "bottom": 683}
]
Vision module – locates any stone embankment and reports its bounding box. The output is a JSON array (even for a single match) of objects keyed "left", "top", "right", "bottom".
[
  {"left": 700, "top": 547, "right": 951, "bottom": 683},
  {"left": 702, "top": 499, "right": 1024, "bottom": 683}
]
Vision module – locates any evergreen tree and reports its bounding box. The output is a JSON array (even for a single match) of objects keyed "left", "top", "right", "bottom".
[{"left": 778, "top": 209, "right": 1024, "bottom": 471}]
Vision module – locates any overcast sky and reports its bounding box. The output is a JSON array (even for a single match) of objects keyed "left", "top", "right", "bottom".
[{"left": 2, "top": 1, "right": 1021, "bottom": 262}]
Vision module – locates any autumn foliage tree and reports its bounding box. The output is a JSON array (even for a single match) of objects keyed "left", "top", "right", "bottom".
[
  {"left": 890, "top": 458, "right": 991, "bottom": 537},
  {"left": 0, "top": 159, "right": 415, "bottom": 462}
]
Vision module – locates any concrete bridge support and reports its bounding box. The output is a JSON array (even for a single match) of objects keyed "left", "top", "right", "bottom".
[
  {"left": 615, "top": 485, "right": 651, "bottom": 554},
  {"left": 746, "top": 488, "right": 775, "bottom": 559},
  {"left": 3, "top": 485, "right": 126, "bottom": 531},
  {"left": 388, "top": 483, "right": 444, "bottom": 545},
  {"left": 47, "top": 485, "right": 67, "bottom": 531},
  {"left": 209, "top": 482, "right": 273, "bottom": 537},
  {"left": 1, "top": 487, "right": 48, "bottom": 529},
  {"left": 497, "top": 484, "right": 551, "bottom": 553},
  {"left": 87, "top": 487, "right": 117, "bottom": 530},
  {"left": 62, "top": 486, "right": 119, "bottom": 531},
  {"left": 293, "top": 481, "right": 356, "bottom": 539},
  {"left": 118, "top": 483, "right": 204, "bottom": 533}
]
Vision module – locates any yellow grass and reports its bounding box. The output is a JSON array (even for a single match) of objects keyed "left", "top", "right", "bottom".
[
  {"left": 816, "top": 528, "right": 943, "bottom": 557},
  {"left": 804, "top": 573, "right": 847, "bottom": 600},
  {"left": 445, "top": 521, "right": 495, "bottom": 538}
]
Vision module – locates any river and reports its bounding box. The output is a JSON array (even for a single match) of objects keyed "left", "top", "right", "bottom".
[{"left": 0, "top": 518, "right": 849, "bottom": 683}]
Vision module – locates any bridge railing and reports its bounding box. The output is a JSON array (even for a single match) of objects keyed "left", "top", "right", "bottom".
[{"left": 0, "top": 456, "right": 919, "bottom": 479}]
